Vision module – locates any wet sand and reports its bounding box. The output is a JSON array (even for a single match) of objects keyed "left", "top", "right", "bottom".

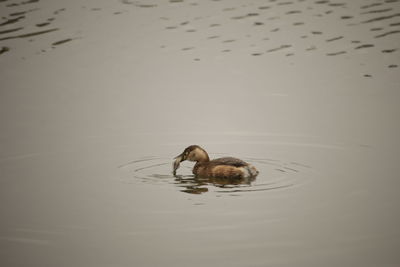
[{"left": 1, "top": 0, "right": 400, "bottom": 266}]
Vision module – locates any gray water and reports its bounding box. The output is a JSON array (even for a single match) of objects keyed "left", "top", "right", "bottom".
[{"left": 1, "top": 0, "right": 400, "bottom": 266}]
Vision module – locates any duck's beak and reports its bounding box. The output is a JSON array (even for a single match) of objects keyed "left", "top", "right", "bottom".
[{"left": 173, "top": 152, "right": 185, "bottom": 174}]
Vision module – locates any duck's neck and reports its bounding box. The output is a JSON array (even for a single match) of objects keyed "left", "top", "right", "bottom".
[{"left": 196, "top": 149, "right": 210, "bottom": 162}]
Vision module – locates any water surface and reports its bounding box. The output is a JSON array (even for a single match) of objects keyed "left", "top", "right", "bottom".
[{"left": 1, "top": 0, "right": 400, "bottom": 266}]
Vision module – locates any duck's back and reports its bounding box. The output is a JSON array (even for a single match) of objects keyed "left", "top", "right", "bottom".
[
  {"left": 209, "top": 157, "right": 248, "bottom": 167},
  {"left": 193, "top": 157, "right": 258, "bottom": 178}
]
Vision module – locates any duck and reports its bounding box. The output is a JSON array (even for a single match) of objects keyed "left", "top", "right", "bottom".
[{"left": 173, "top": 145, "right": 259, "bottom": 179}]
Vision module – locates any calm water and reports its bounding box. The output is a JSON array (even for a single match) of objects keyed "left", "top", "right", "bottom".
[{"left": 1, "top": 0, "right": 400, "bottom": 266}]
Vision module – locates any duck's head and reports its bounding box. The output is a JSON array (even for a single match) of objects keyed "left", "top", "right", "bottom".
[{"left": 173, "top": 145, "right": 209, "bottom": 174}]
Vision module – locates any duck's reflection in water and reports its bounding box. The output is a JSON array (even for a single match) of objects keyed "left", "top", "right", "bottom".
[{"left": 173, "top": 174, "right": 256, "bottom": 194}]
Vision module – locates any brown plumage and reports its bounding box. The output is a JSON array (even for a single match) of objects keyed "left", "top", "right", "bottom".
[{"left": 173, "top": 145, "right": 259, "bottom": 179}]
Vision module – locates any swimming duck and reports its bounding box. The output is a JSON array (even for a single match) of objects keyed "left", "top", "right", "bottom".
[{"left": 173, "top": 145, "right": 259, "bottom": 179}]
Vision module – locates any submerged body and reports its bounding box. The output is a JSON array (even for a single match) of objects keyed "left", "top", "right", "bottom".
[{"left": 173, "top": 145, "right": 258, "bottom": 179}]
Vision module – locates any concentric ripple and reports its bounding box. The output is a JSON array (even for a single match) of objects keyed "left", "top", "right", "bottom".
[{"left": 118, "top": 156, "right": 311, "bottom": 195}]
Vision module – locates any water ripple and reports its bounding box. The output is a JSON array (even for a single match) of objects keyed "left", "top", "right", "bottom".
[{"left": 119, "top": 156, "right": 310, "bottom": 195}]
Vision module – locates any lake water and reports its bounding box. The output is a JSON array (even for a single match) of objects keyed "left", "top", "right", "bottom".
[{"left": 1, "top": 0, "right": 400, "bottom": 266}]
